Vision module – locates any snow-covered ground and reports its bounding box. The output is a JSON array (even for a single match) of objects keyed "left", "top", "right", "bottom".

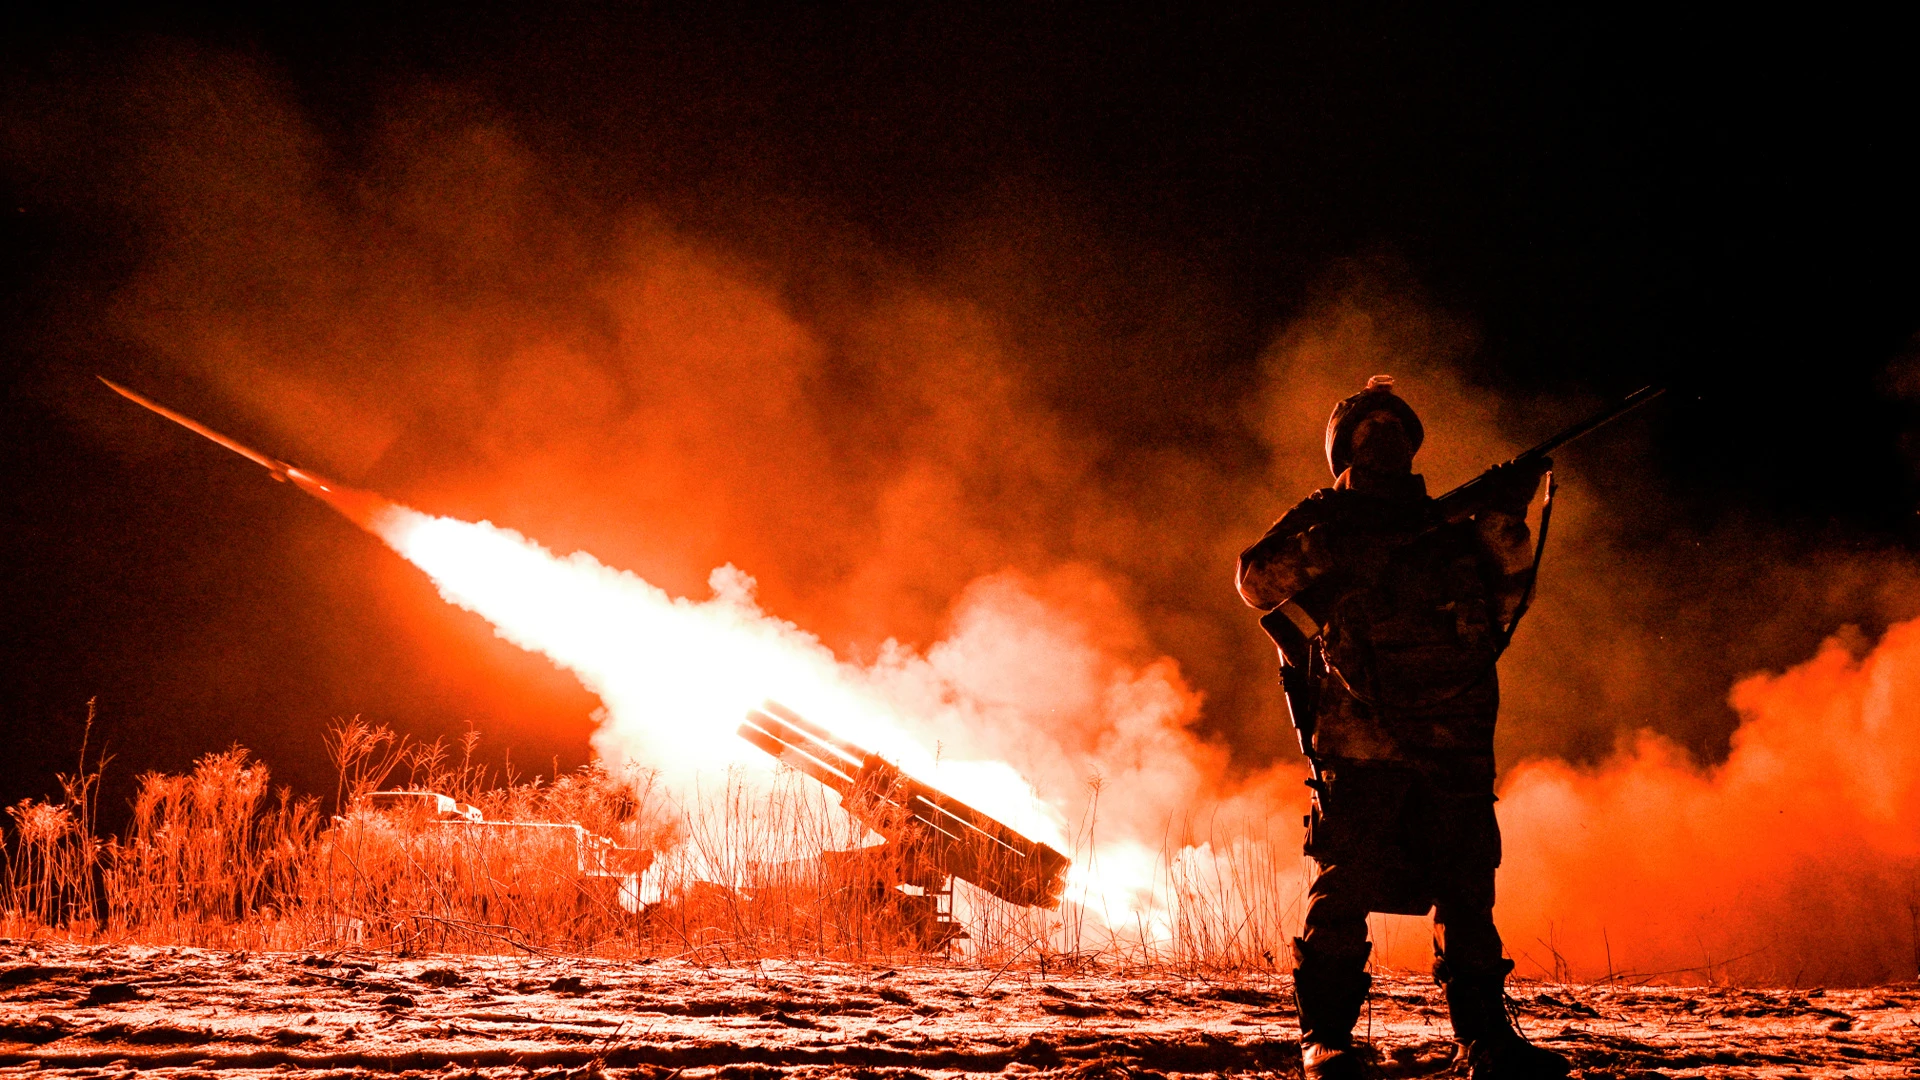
[{"left": 1, "top": 942, "right": 1914, "bottom": 1078}]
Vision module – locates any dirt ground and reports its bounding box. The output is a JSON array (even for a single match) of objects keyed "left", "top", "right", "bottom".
[{"left": 1, "top": 942, "right": 1914, "bottom": 1079}]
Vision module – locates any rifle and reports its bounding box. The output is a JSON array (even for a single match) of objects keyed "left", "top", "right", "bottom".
[
  {"left": 738, "top": 701, "right": 1071, "bottom": 908},
  {"left": 1259, "top": 385, "right": 1664, "bottom": 769}
]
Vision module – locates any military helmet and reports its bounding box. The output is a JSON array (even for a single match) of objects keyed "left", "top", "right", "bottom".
[{"left": 1325, "top": 375, "right": 1424, "bottom": 477}]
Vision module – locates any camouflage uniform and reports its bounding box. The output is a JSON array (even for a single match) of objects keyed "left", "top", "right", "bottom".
[{"left": 1237, "top": 378, "right": 1565, "bottom": 1079}]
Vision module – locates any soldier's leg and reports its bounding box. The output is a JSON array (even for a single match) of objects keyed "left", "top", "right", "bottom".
[
  {"left": 1292, "top": 766, "right": 1407, "bottom": 1080},
  {"left": 1295, "top": 864, "right": 1375, "bottom": 1080},
  {"left": 1422, "top": 780, "right": 1568, "bottom": 1080},
  {"left": 1430, "top": 847, "right": 1509, "bottom": 1047},
  {"left": 1297, "top": 861, "right": 1375, "bottom": 1022},
  {"left": 1424, "top": 780, "right": 1504, "bottom": 1000},
  {"left": 1301, "top": 863, "right": 1375, "bottom": 964}
]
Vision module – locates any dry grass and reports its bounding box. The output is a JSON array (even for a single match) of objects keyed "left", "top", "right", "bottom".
[{"left": 3, "top": 713, "right": 1311, "bottom": 974}]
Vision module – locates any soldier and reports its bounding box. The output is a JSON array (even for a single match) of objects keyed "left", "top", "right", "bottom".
[{"left": 1237, "top": 376, "right": 1570, "bottom": 1080}]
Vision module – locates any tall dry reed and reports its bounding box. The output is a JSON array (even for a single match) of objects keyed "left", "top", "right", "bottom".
[
  {"left": 3, "top": 699, "right": 107, "bottom": 933},
  {"left": 4, "top": 713, "right": 1312, "bottom": 971},
  {"left": 101, "top": 748, "right": 321, "bottom": 948}
]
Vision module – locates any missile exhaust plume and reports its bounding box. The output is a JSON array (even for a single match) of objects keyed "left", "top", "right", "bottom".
[{"left": 97, "top": 377, "right": 1086, "bottom": 891}]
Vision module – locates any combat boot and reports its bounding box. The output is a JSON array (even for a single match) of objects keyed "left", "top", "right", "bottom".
[
  {"left": 1434, "top": 955, "right": 1569, "bottom": 1080},
  {"left": 1291, "top": 938, "right": 1374, "bottom": 1080}
]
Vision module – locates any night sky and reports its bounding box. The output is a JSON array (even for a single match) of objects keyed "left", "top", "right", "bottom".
[{"left": 4, "top": 6, "right": 1917, "bottom": 825}]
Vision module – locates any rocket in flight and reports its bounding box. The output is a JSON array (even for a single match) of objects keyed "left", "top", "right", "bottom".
[{"left": 99, "top": 377, "right": 388, "bottom": 527}]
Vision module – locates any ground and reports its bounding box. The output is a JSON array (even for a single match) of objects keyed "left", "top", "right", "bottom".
[{"left": 1, "top": 943, "right": 1914, "bottom": 1078}]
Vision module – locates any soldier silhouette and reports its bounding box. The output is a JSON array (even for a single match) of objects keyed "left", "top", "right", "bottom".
[{"left": 1238, "top": 376, "right": 1570, "bottom": 1080}]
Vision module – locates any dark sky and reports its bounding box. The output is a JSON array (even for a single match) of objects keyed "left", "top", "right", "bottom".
[{"left": 4, "top": 5, "right": 1918, "bottom": 822}]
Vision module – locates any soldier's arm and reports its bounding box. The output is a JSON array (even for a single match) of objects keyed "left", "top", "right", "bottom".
[
  {"left": 1236, "top": 495, "right": 1335, "bottom": 610},
  {"left": 1473, "top": 465, "right": 1548, "bottom": 623}
]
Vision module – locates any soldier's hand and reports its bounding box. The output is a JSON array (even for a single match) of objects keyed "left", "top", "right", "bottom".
[{"left": 1482, "top": 456, "right": 1551, "bottom": 515}]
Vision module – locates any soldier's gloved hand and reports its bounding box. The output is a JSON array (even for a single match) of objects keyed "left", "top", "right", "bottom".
[{"left": 1481, "top": 456, "right": 1552, "bottom": 516}]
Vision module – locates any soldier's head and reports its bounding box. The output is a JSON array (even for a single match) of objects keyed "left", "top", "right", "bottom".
[{"left": 1325, "top": 375, "right": 1423, "bottom": 477}]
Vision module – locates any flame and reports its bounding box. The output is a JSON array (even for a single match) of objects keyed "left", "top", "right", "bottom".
[
  {"left": 352, "top": 497, "right": 1267, "bottom": 943},
  {"left": 368, "top": 501, "right": 1073, "bottom": 850}
]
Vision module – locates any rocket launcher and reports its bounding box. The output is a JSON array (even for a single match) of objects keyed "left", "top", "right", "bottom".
[{"left": 739, "top": 702, "right": 1070, "bottom": 909}]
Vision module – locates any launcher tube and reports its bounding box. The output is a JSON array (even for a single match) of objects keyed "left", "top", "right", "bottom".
[{"left": 736, "top": 701, "right": 1070, "bottom": 907}]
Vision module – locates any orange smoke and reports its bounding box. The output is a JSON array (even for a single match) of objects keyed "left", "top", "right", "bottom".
[{"left": 1486, "top": 622, "right": 1920, "bottom": 985}]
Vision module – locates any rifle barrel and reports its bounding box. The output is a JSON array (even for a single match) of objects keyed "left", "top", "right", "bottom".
[
  {"left": 1430, "top": 384, "right": 1664, "bottom": 519},
  {"left": 1525, "top": 385, "right": 1664, "bottom": 460}
]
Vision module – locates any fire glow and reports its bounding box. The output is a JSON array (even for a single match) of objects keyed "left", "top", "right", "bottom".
[{"left": 369, "top": 500, "right": 1180, "bottom": 926}]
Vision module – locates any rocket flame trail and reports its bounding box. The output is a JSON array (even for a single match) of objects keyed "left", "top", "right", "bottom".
[
  {"left": 98, "top": 377, "right": 1074, "bottom": 850},
  {"left": 374, "top": 507, "right": 1203, "bottom": 931},
  {"left": 98, "top": 377, "right": 1253, "bottom": 938},
  {"left": 369, "top": 503, "right": 1068, "bottom": 847}
]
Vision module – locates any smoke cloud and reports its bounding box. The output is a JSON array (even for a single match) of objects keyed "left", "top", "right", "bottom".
[
  {"left": 1494, "top": 620, "right": 1920, "bottom": 986},
  {"left": 10, "top": 42, "right": 1920, "bottom": 982}
]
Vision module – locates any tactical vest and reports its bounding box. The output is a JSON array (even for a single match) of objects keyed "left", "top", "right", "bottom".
[{"left": 1309, "top": 488, "right": 1503, "bottom": 765}]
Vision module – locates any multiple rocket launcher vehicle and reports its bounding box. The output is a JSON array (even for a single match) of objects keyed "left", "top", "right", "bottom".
[
  {"left": 740, "top": 702, "right": 1070, "bottom": 908},
  {"left": 101, "top": 378, "right": 1074, "bottom": 918}
]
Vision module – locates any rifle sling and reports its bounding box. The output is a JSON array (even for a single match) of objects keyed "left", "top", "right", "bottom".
[{"left": 1494, "top": 470, "right": 1555, "bottom": 654}]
